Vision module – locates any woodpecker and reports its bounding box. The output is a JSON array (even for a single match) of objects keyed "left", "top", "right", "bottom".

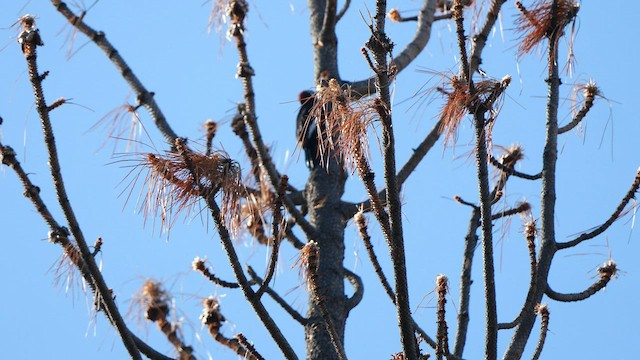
[{"left": 296, "top": 90, "right": 320, "bottom": 169}]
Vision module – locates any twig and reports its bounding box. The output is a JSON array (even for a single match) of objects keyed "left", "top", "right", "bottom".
[
  {"left": 257, "top": 176, "right": 288, "bottom": 298},
  {"left": 453, "top": 208, "right": 480, "bottom": 357},
  {"left": 497, "top": 220, "right": 538, "bottom": 331},
  {"left": 192, "top": 257, "right": 241, "bottom": 288},
  {"left": 231, "top": 106, "right": 261, "bottom": 183},
  {"left": 530, "top": 304, "right": 550, "bottom": 360},
  {"left": 246, "top": 266, "right": 308, "bottom": 325},
  {"left": 344, "top": 268, "right": 364, "bottom": 311},
  {"left": 208, "top": 194, "right": 297, "bottom": 359},
  {"left": 336, "top": 0, "right": 351, "bottom": 22},
  {"left": 490, "top": 202, "right": 531, "bottom": 221},
  {"left": 454, "top": 195, "right": 479, "bottom": 210},
  {"left": 545, "top": 260, "right": 617, "bottom": 302},
  {"left": 1, "top": 144, "right": 58, "bottom": 229},
  {"left": 200, "top": 297, "right": 259, "bottom": 360},
  {"left": 558, "top": 81, "right": 599, "bottom": 134},
  {"left": 557, "top": 168, "right": 640, "bottom": 249},
  {"left": 51, "top": 0, "right": 178, "bottom": 144},
  {"left": 354, "top": 153, "right": 392, "bottom": 242},
  {"left": 2, "top": 141, "right": 170, "bottom": 360},
  {"left": 140, "top": 280, "right": 195, "bottom": 360},
  {"left": 236, "top": 333, "right": 266, "bottom": 360},
  {"left": 435, "top": 275, "right": 451, "bottom": 360},
  {"left": 489, "top": 156, "right": 541, "bottom": 180},
  {"left": 355, "top": 211, "right": 395, "bottom": 300}
]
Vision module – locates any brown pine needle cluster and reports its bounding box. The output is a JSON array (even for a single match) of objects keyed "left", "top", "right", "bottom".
[
  {"left": 597, "top": 259, "right": 618, "bottom": 281},
  {"left": 494, "top": 144, "right": 524, "bottom": 185},
  {"left": 134, "top": 280, "right": 195, "bottom": 360},
  {"left": 292, "top": 241, "right": 319, "bottom": 291},
  {"left": 207, "top": 0, "right": 233, "bottom": 34},
  {"left": 241, "top": 193, "right": 270, "bottom": 245},
  {"left": 200, "top": 296, "right": 261, "bottom": 360},
  {"left": 227, "top": 0, "right": 248, "bottom": 25},
  {"left": 524, "top": 220, "right": 538, "bottom": 244},
  {"left": 201, "top": 296, "right": 226, "bottom": 336},
  {"left": 514, "top": 0, "right": 580, "bottom": 57},
  {"left": 571, "top": 80, "right": 600, "bottom": 118},
  {"left": 136, "top": 280, "right": 171, "bottom": 323},
  {"left": 139, "top": 147, "right": 243, "bottom": 235},
  {"left": 204, "top": 119, "right": 218, "bottom": 156},
  {"left": 309, "top": 79, "right": 378, "bottom": 172},
  {"left": 438, "top": 75, "right": 511, "bottom": 146},
  {"left": 534, "top": 303, "right": 550, "bottom": 324},
  {"left": 239, "top": 169, "right": 277, "bottom": 245},
  {"left": 499, "top": 144, "right": 524, "bottom": 168},
  {"left": 51, "top": 242, "right": 83, "bottom": 295},
  {"left": 523, "top": 220, "right": 538, "bottom": 268},
  {"left": 435, "top": 274, "right": 450, "bottom": 359}
]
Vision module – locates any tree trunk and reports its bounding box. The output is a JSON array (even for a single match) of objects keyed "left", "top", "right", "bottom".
[
  {"left": 304, "top": 2, "right": 349, "bottom": 359},
  {"left": 304, "top": 166, "right": 348, "bottom": 360}
]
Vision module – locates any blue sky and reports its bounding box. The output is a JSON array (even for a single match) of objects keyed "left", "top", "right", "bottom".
[{"left": 1, "top": 1, "right": 639, "bottom": 359}]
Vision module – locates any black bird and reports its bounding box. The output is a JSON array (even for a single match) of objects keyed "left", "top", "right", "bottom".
[{"left": 296, "top": 90, "right": 320, "bottom": 169}]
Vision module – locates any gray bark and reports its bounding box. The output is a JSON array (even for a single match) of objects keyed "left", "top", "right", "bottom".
[{"left": 304, "top": 2, "right": 349, "bottom": 359}]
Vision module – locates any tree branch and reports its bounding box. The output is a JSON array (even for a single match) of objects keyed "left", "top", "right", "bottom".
[
  {"left": 256, "top": 176, "right": 288, "bottom": 298},
  {"left": 557, "top": 168, "right": 640, "bottom": 249},
  {"left": 435, "top": 275, "right": 451, "bottom": 360},
  {"left": 336, "top": 0, "right": 351, "bottom": 22},
  {"left": 192, "top": 257, "right": 242, "bottom": 288},
  {"left": 530, "top": 304, "right": 550, "bottom": 360},
  {"left": 348, "top": 0, "right": 437, "bottom": 97},
  {"left": 558, "top": 81, "right": 599, "bottom": 134},
  {"left": 545, "top": 260, "right": 617, "bottom": 302},
  {"left": 453, "top": 208, "right": 480, "bottom": 357},
  {"left": 227, "top": 1, "right": 315, "bottom": 240},
  {"left": 51, "top": 0, "right": 178, "bottom": 144},
  {"left": 489, "top": 155, "right": 541, "bottom": 180},
  {"left": 320, "top": 0, "right": 338, "bottom": 47},
  {"left": 342, "top": 118, "right": 442, "bottom": 219},
  {"left": 19, "top": 18, "right": 142, "bottom": 358},
  {"left": 469, "top": 0, "right": 508, "bottom": 75},
  {"left": 490, "top": 202, "right": 531, "bottom": 221},
  {"left": 247, "top": 266, "right": 308, "bottom": 325},
  {"left": 1, "top": 142, "right": 172, "bottom": 360},
  {"left": 344, "top": 268, "right": 364, "bottom": 311},
  {"left": 367, "top": 1, "right": 417, "bottom": 354},
  {"left": 504, "top": 2, "right": 563, "bottom": 357},
  {"left": 497, "top": 220, "right": 537, "bottom": 331},
  {"left": 174, "top": 138, "right": 298, "bottom": 360},
  {"left": 452, "top": 2, "right": 497, "bottom": 358}
]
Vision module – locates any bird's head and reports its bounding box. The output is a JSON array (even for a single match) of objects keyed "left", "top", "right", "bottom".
[{"left": 298, "top": 90, "right": 314, "bottom": 104}]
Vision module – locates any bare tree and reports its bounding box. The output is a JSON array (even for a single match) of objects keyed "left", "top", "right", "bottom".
[{"left": 1, "top": 1, "right": 638, "bottom": 359}]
